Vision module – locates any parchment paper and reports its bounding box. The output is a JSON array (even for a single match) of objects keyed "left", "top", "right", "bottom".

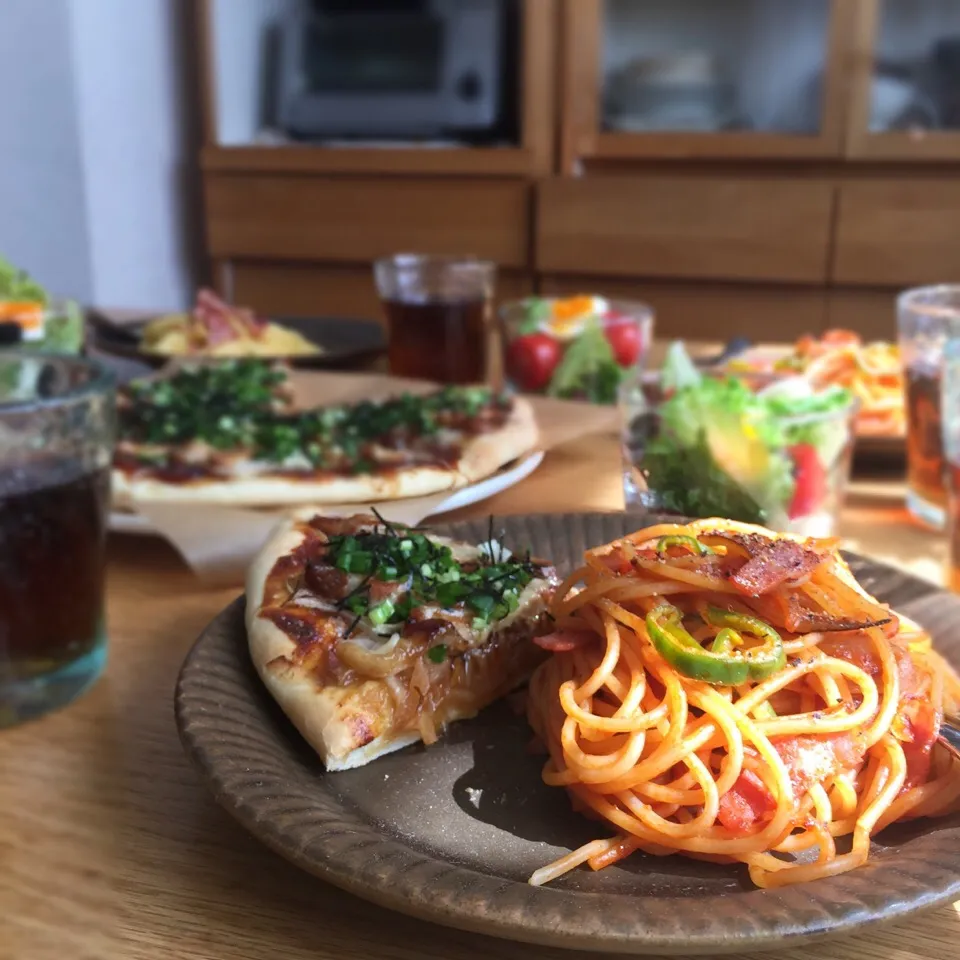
[{"left": 123, "top": 371, "right": 619, "bottom": 583}]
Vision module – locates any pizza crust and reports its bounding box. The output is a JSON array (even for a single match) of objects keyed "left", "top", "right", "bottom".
[
  {"left": 115, "top": 396, "right": 538, "bottom": 508},
  {"left": 112, "top": 462, "right": 464, "bottom": 509},
  {"left": 245, "top": 519, "right": 397, "bottom": 770},
  {"left": 457, "top": 395, "right": 539, "bottom": 483},
  {"left": 245, "top": 518, "right": 466, "bottom": 769}
]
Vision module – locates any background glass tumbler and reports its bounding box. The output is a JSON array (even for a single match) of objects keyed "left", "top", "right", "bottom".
[
  {"left": 0, "top": 354, "right": 114, "bottom": 726},
  {"left": 898, "top": 285, "right": 960, "bottom": 529},
  {"left": 373, "top": 254, "right": 496, "bottom": 384},
  {"left": 942, "top": 338, "right": 960, "bottom": 591}
]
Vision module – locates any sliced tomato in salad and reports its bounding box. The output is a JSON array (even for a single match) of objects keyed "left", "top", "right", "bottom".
[
  {"left": 787, "top": 443, "right": 827, "bottom": 519},
  {"left": 505, "top": 333, "right": 561, "bottom": 392}
]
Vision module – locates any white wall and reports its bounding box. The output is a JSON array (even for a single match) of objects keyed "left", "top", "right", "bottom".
[
  {"left": 68, "top": 0, "right": 201, "bottom": 309},
  {"left": 212, "top": 0, "right": 292, "bottom": 144},
  {"left": 0, "top": 0, "right": 93, "bottom": 300},
  {"left": 0, "top": 0, "right": 200, "bottom": 309}
]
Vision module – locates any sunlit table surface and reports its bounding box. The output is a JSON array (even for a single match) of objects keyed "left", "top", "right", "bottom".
[{"left": 1, "top": 431, "right": 955, "bottom": 960}]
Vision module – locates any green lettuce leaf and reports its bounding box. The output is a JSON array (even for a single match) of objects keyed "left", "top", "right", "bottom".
[
  {"left": 643, "top": 431, "right": 768, "bottom": 524},
  {"left": 660, "top": 340, "right": 702, "bottom": 393},
  {"left": 0, "top": 256, "right": 47, "bottom": 303},
  {"left": 517, "top": 297, "right": 551, "bottom": 335},
  {"left": 761, "top": 381, "right": 854, "bottom": 469},
  {"left": 650, "top": 375, "right": 795, "bottom": 524},
  {"left": 547, "top": 320, "right": 623, "bottom": 404}
]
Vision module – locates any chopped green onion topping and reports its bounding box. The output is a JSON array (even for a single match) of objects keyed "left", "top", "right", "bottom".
[
  {"left": 323, "top": 523, "right": 539, "bottom": 633},
  {"left": 368, "top": 599, "right": 395, "bottom": 626},
  {"left": 118, "top": 361, "right": 508, "bottom": 470}
]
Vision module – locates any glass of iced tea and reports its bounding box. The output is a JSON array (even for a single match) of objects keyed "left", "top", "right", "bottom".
[
  {"left": 374, "top": 254, "right": 496, "bottom": 383},
  {"left": 899, "top": 285, "right": 960, "bottom": 529},
  {"left": 0, "top": 353, "right": 114, "bottom": 726},
  {"left": 943, "top": 337, "right": 960, "bottom": 590}
]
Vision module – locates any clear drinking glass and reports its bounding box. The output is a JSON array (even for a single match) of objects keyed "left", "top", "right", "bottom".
[
  {"left": 941, "top": 337, "right": 960, "bottom": 591},
  {"left": 0, "top": 354, "right": 115, "bottom": 726},
  {"left": 899, "top": 285, "right": 960, "bottom": 530},
  {"left": 373, "top": 254, "right": 496, "bottom": 384}
]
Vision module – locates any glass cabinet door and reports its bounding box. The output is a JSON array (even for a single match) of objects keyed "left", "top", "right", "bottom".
[
  {"left": 563, "top": 0, "right": 847, "bottom": 166},
  {"left": 848, "top": 0, "right": 960, "bottom": 157}
]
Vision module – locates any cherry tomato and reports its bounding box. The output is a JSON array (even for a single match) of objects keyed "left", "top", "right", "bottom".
[
  {"left": 787, "top": 443, "right": 827, "bottom": 519},
  {"left": 603, "top": 320, "right": 643, "bottom": 367},
  {"left": 505, "top": 333, "right": 561, "bottom": 392}
]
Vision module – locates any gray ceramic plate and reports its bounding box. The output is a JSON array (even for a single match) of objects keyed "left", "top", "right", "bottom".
[{"left": 175, "top": 512, "right": 960, "bottom": 956}]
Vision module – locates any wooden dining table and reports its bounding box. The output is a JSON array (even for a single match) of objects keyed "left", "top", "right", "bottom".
[{"left": 2, "top": 430, "right": 955, "bottom": 960}]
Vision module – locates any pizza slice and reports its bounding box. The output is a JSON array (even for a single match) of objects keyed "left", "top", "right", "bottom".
[
  {"left": 246, "top": 512, "right": 559, "bottom": 770},
  {"left": 113, "top": 360, "right": 538, "bottom": 507}
]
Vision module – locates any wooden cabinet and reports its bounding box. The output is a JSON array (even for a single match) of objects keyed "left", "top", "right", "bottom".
[
  {"left": 198, "top": 0, "right": 558, "bottom": 179},
  {"left": 833, "top": 180, "right": 960, "bottom": 285},
  {"left": 228, "top": 263, "right": 384, "bottom": 322},
  {"left": 846, "top": 0, "right": 960, "bottom": 159},
  {"left": 228, "top": 262, "right": 533, "bottom": 324},
  {"left": 562, "top": 0, "right": 960, "bottom": 168},
  {"left": 205, "top": 176, "right": 532, "bottom": 267},
  {"left": 540, "top": 275, "right": 827, "bottom": 341},
  {"left": 824, "top": 288, "right": 896, "bottom": 340},
  {"left": 194, "top": 0, "right": 960, "bottom": 345},
  {"left": 537, "top": 176, "right": 834, "bottom": 283}
]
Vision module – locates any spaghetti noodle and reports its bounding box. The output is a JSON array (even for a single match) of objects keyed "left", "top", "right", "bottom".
[{"left": 526, "top": 519, "right": 960, "bottom": 888}]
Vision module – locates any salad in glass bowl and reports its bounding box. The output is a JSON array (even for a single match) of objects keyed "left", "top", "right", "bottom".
[
  {"left": 500, "top": 295, "right": 652, "bottom": 404},
  {"left": 623, "top": 343, "right": 857, "bottom": 536},
  {"left": 0, "top": 256, "right": 84, "bottom": 354}
]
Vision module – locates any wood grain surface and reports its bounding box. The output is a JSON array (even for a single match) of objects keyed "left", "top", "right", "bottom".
[
  {"left": 832, "top": 180, "right": 960, "bottom": 287},
  {"left": 205, "top": 176, "right": 532, "bottom": 268},
  {"left": 229, "top": 262, "right": 534, "bottom": 327},
  {"left": 540, "top": 275, "right": 829, "bottom": 342},
  {"left": 536, "top": 177, "right": 834, "bottom": 283},
  {"left": 2, "top": 432, "right": 958, "bottom": 960}
]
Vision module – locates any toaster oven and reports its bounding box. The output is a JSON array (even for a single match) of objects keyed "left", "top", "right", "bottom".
[{"left": 277, "top": 0, "right": 509, "bottom": 140}]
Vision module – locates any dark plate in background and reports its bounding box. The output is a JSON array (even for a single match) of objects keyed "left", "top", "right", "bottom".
[
  {"left": 175, "top": 512, "right": 960, "bottom": 956},
  {"left": 854, "top": 434, "right": 906, "bottom": 459},
  {"left": 87, "top": 311, "right": 386, "bottom": 369},
  {"left": 852, "top": 433, "right": 906, "bottom": 476}
]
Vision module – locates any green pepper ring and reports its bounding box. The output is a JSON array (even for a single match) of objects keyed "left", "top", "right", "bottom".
[
  {"left": 655, "top": 535, "right": 716, "bottom": 557},
  {"left": 645, "top": 603, "right": 786, "bottom": 686}
]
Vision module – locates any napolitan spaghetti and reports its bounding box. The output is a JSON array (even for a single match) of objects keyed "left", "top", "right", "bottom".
[
  {"left": 796, "top": 331, "right": 904, "bottom": 437},
  {"left": 728, "top": 330, "right": 904, "bottom": 437},
  {"left": 526, "top": 519, "right": 960, "bottom": 888}
]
